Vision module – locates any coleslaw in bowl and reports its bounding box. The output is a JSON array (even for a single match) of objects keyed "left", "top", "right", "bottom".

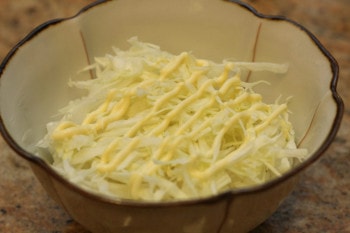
[{"left": 0, "top": 0, "right": 343, "bottom": 232}]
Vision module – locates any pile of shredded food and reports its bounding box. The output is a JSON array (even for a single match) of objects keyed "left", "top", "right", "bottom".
[{"left": 37, "top": 37, "right": 307, "bottom": 201}]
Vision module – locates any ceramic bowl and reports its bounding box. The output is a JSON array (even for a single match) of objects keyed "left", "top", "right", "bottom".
[{"left": 0, "top": 0, "right": 343, "bottom": 232}]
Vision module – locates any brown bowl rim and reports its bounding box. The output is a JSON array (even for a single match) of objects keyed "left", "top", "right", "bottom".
[{"left": 0, "top": 0, "right": 344, "bottom": 207}]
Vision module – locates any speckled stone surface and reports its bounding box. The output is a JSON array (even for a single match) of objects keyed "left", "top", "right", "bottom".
[{"left": 0, "top": 0, "right": 349, "bottom": 232}]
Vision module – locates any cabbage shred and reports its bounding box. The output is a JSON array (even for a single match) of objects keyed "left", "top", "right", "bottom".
[{"left": 38, "top": 37, "right": 307, "bottom": 201}]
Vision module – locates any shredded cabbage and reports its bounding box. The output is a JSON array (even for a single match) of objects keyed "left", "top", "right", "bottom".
[{"left": 37, "top": 37, "right": 307, "bottom": 201}]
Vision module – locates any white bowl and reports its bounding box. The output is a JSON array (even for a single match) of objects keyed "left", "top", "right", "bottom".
[{"left": 0, "top": 0, "right": 343, "bottom": 232}]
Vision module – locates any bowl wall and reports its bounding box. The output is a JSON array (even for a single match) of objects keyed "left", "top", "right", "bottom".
[{"left": 30, "top": 161, "right": 299, "bottom": 233}]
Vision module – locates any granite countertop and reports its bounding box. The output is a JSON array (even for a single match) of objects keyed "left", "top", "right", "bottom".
[{"left": 0, "top": 0, "right": 349, "bottom": 232}]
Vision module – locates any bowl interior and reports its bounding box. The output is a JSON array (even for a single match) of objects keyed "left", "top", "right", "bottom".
[{"left": 0, "top": 0, "right": 340, "bottom": 172}]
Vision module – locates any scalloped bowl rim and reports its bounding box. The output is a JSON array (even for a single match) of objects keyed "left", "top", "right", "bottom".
[{"left": 0, "top": 0, "right": 344, "bottom": 207}]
